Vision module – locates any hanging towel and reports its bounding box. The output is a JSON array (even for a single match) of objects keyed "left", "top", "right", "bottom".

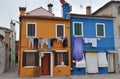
[
  {"left": 91, "top": 38, "right": 97, "bottom": 47},
  {"left": 62, "top": 38, "right": 68, "bottom": 47},
  {"left": 75, "top": 54, "right": 86, "bottom": 68},
  {"left": 47, "top": 39, "right": 51, "bottom": 50},
  {"left": 98, "top": 53, "right": 108, "bottom": 67},
  {"left": 41, "top": 39, "right": 44, "bottom": 49},
  {"left": 28, "top": 38, "right": 34, "bottom": 49},
  {"left": 38, "top": 38, "right": 42, "bottom": 48},
  {"left": 73, "top": 37, "right": 83, "bottom": 61},
  {"left": 84, "top": 38, "right": 89, "bottom": 43},
  {"left": 34, "top": 38, "right": 38, "bottom": 49},
  {"left": 44, "top": 39, "right": 48, "bottom": 45}
]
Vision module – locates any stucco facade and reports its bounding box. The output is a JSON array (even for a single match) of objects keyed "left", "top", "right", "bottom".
[
  {"left": 93, "top": 1, "right": 120, "bottom": 73},
  {"left": 19, "top": 6, "right": 71, "bottom": 77},
  {"left": 62, "top": 2, "right": 115, "bottom": 75}
]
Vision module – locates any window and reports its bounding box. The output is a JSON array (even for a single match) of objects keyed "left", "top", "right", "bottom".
[
  {"left": 54, "top": 52, "right": 68, "bottom": 66},
  {"left": 27, "top": 23, "right": 36, "bottom": 37},
  {"left": 56, "top": 24, "right": 65, "bottom": 38},
  {"left": 73, "top": 22, "right": 83, "bottom": 37},
  {"left": 96, "top": 23, "right": 105, "bottom": 37},
  {"left": 118, "top": 6, "right": 120, "bottom": 14},
  {"left": 23, "top": 51, "right": 39, "bottom": 67}
]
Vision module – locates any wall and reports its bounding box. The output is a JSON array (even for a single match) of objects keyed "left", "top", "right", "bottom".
[
  {"left": 19, "top": 18, "right": 71, "bottom": 77},
  {"left": 70, "top": 17, "right": 114, "bottom": 52}
]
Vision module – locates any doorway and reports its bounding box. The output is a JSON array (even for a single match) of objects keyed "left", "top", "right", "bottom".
[{"left": 39, "top": 52, "right": 52, "bottom": 76}]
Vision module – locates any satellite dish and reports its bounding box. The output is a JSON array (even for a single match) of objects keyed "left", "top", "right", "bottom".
[{"left": 60, "top": 0, "right": 65, "bottom": 4}]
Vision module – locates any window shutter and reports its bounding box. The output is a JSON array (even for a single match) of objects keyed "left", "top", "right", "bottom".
[
  {"left": 57, "top": 25, "right": 64, "bottom": 37},
  {"left": 23, "top": 52, "right": 26, "bottom": 66},
  {"left": 27, "top": 24, "right": 35, "bottom": 37},
  {"left": 64, "top": 52, "right": 68, "bottom": 65},
  {"left": 35, "top": 52, "right": 39, "bottom": 66},
  {"left": 31, "top": 24, "right": 35, "bottom": 36},
  {"left": 118, "top": 6, "right": 120, "bottom": 14},
  {"left": 54, "top": 52, "right": 57, "bottom": 66},
  {"left": 97, "top": 24, "right": 104, "bottom": 36},
  {"left": 74, "top": 23, "right": 82, "bottom": 36}
]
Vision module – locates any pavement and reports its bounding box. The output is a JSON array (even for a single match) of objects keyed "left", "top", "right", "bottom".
[{"left": 0, "top": 65, "right": 120, "bottom": 79}]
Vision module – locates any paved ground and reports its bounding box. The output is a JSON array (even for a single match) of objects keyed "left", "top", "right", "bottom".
[{"left": 0, "top": 65, "right": 120, "bottom": 79}]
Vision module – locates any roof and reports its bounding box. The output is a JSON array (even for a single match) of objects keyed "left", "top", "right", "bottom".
[
  {"left": 26, "top": 7, "right": 54, "bottom": 16},
  {"left": 20, "top": 15, "right": 69, "bottom": 21},
  {"left": 92, "top": 1, "right": 120, "bottom": 15},
  {"left": 70, "top": 13, "right": 114, "bottom": 19}
]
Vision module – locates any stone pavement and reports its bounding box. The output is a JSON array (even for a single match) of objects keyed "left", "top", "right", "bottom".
[{"left": 0, "top": 65, "right": 120, "bottom": 79}]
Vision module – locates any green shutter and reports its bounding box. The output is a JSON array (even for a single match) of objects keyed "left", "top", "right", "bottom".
[
  {"left": 97, "top": 24, "right": 104, "bottom": 36},
  {"left": 74, "top": 23, "right": 82, "bottom": 36}
]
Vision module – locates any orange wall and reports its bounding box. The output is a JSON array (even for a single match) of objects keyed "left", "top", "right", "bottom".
[{"left": 19, "top": 18, "right": 71, "bottom": 77}]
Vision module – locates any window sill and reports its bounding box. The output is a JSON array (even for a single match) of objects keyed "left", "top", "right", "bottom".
[
  {"left": 23, "top": 66, "right": 35, "bottom": 68},
  {"left": 56, "top": 65, "right": 67, "bottom": 67}
]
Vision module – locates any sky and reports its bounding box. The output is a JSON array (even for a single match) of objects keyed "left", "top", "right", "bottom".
[{"left": 0, "top": 0, "right": 111, "bottom": 40}]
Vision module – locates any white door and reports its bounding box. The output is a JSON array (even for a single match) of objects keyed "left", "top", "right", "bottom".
[{"left": 86, "top": 52, "right": 98, "bottom": 73}]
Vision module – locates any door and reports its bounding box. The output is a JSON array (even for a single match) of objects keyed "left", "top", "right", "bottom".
[
  {"left": 86, "top": 52, "right": 98, "bottom": 73},
  {"left": 108, "top": 53, "right": 115, "bottom": 72},
  {"left": 41, "top": 53, "right": 51, "bottom": 75}
]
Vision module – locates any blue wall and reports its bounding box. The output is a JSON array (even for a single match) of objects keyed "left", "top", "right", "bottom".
[
  {"left": 62, "top": 3, "right": 115, "bottom": 75},
  {"left": 70, "top": 17, "right": 114, "bottom": 52}
]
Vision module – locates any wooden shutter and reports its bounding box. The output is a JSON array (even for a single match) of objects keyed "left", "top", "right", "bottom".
[
  {"left": 118, "top": 6, "right": 120, "bottom": 14},
  {"left": 23, "top": 52, "right": 26, "bottom": 66},
  {"left": 57, "top": 25, "right": 64, "bottom": 37},
  {"left": 63, "top": 52, "right": 68, "bottom": 65},
  {"left": 54, "top": 52, "right": 58, "bottom": 66},
  {"left": 97, "top": 24, "right": 104, "bottom": 36},
  {"left": 35, "top": 52, "right": 39, "bottom": 66},
  {"left": 74, "top": 23, "right": 82, "bottom": 35},
  {"left": 28, "top": 24, "right": 35, "bottom": 36}
]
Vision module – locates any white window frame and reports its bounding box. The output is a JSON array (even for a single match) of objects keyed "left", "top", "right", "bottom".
[
  {"left": 73, "top": 22, "right": 83, "bottom": 37},
  {"left": 26, "top": 22, "right": 37, "bottom": 38},
  {"left": 56, "top": 24, "right": 65, "bottom": 38},
  {"left": 55, "top": 50, "right": 68, "bottom": 67},
  {"left": 96, "top": 23, "right": 105, "bottom": 37}
]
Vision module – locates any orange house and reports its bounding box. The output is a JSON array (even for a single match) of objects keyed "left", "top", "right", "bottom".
[{"left": 18, "top": 4, "right": 71, "bottom": 77}]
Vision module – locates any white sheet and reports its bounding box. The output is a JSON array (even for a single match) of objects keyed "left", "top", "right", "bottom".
[
  {"left": 75, "top": 54, "right": 86, "bottom": 68},
  {"left": 98, "top": 53, "right": 108, "bottom": 67}
]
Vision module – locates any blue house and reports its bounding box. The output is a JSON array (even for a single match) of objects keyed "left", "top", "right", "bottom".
[{"left": 61, "top": 2, "right": 115, "bottom": 75}]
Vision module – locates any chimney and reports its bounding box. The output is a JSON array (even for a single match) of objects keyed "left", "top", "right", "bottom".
[
  {"left": 48, "top": 3, "right": 53, "bottom": 13},
  {"left": 86, "top": 6, "right": 91, "bottom": 15},
  {"left": 19, "top": 7, "right": 26, "bottom": 16}
]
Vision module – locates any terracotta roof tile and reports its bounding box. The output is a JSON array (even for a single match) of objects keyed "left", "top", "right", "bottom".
[{"left": 26, "top": 7, "right": 54, "bottom": 16}]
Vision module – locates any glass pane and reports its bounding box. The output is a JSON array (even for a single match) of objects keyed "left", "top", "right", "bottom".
[
  {"left": 26, "top": 52, "right": 35, "bottom": 66},
  {"left": 57, "top": 25, "right": 64, "bottom": 37},
  {"left": 28, "top": 24, "right": 35, "bottom": 36},
  {"left": 74, "top": 23, "right": 82, "bottom": 35},
  {"left": 97, "top": 24, "right": 104, "bottom": 36}
]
